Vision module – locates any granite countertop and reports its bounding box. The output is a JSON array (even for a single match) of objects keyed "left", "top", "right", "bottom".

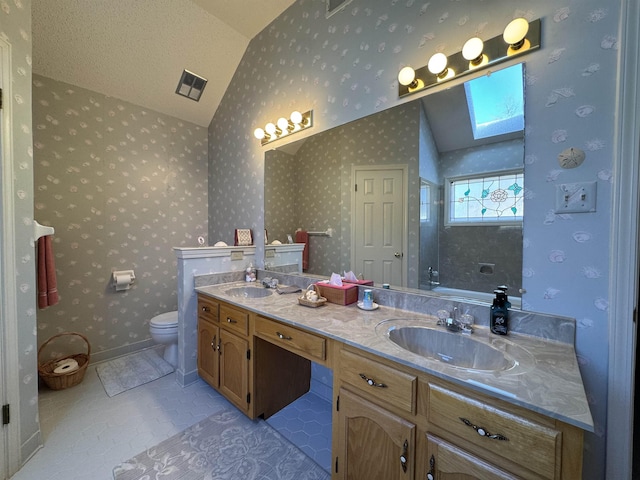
[{"left": 196, "top": 281, "right": 594, "bottom": 432}]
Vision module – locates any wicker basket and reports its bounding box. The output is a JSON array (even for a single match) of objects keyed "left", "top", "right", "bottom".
[
  {"left": 298, "top": 284, "right": 327, "bottom": 308},
  {"left": 38, "top": 332, "right": 91, "bottom": 390}
]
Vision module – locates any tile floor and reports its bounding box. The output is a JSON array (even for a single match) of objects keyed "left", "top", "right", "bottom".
[{"left": 11, "top": 361, "right": 332, "bottom": 480}]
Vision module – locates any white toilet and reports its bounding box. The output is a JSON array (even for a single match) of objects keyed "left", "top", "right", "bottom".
[{"left": 149, "top": 311, "right": 179, "bottom": 367}]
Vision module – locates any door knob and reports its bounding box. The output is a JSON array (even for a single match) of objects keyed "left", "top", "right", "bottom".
[{"left": 394, "top": 252, "right": 403, "bottom": 258}]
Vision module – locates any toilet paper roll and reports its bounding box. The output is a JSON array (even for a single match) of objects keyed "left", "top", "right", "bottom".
[
  {"left": 113, "top": 271, "right": 134, "bottom": 291},
  {"left": 53, "top": 359, "right": 79, "bottom": 374}
]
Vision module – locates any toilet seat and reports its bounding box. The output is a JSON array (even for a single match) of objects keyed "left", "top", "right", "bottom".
[{"left": 150, "top": 311, "right": 178, "bottom": 329}]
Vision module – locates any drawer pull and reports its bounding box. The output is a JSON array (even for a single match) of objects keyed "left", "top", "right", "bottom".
[
  {"left": 226, "top": 317, "right": 237, "bottom": 324},
  {"left": 459, "top": 417, "right": 509, "bottom": 441},
  {"left": 276, "top": 331, "right": 292, "bottom": 341},
  {"left": 400, "top": 439, "right": 408, "bottom": 472},
  {"left": 359, "top": 373, "right": 387, "bottom": 388},
  {"left": 427, "top": 454, "right": 435, "bottom": 480},
  {"left": 201, "top": 306, "right": 210, "bottom": 312}
]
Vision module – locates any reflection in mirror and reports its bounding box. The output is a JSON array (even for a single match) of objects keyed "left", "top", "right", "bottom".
[{"left": 264, "top": 63, "right": 525, "bottom": 302}]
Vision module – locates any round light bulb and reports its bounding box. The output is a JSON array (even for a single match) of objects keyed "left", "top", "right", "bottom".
[
  {"left": 397, "top": 66, "right": 416, "bottom": 86},
  {"left": 427, "top": 52, "right": 448, "bottom": 76},
  {"left": 277, "top": 117, "right": 289, "bottom": 131},
  {"left": 462, "top": 37, "right": 484, "bottom": 61},
  {"left": 254, "top": 127, "right": 266, "bottom": 140},
  {"left": 290, "top": 111, "right": 303, "bottom": 125},
  {"left": 265, "top": 123, "right": 277, "bottom": 135},
  {"left": 503, "top": 18, "right": 529, "bottom": 46}
]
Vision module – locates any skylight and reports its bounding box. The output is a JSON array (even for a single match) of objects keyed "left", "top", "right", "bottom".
[{"left": 464, "top": 63, "right": 524, "bottom": 140}]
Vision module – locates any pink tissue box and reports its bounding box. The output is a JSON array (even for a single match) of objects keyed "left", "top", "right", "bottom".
[{"left": 314, "top": 283, "right": 359, "bottom": 305}]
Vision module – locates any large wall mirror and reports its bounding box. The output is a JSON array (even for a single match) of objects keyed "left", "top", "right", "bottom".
[{"left": 264, "top": 63, "right": 525, "bottom": 304}]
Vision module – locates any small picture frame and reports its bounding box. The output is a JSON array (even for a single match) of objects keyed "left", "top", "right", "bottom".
[{"left": 234, "top": 228, "right": 253, "bottom": 246}]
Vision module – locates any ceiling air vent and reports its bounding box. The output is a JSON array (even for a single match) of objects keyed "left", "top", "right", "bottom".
[
  {"left": 175, "top": 69, "right": 207, "bottom": 102},
  {"left": 326, "top": 0, "right": 353, "bottom": 18}
]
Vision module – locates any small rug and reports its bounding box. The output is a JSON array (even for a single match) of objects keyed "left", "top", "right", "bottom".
[
  {"left": 113, "top": 407, "right": 330, "bottom": 480},
  {"left": 96, "top": 349, "right": 174, "bottom": 397}
]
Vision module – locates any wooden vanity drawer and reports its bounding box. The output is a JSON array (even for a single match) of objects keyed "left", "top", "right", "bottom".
[
  {"left": 339, "top": 348, "right": 417, "bottom": 415},
  {"left": 197, "top": 295, "right": 219, "bottom": 323},
  {"left": 254, "top": 316, "right": 326, "bottom": 363},
  {"left": 219, "top": 304, "right": 249, "bottom": 336},
  {"left": 428, "top": 383, "right": 561, "bottom": 480}
]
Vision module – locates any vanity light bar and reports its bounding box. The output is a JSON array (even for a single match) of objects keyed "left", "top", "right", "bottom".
[
  {"left": 253, "top": 110, "right": 314, "bottom": 146},
  {"left": 398, "top": 18, "right": 541, "bottom": 98}
]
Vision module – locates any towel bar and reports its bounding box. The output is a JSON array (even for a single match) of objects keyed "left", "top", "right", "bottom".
[{"left": 34, "top": 220, "right": 55, "bottom": 241}]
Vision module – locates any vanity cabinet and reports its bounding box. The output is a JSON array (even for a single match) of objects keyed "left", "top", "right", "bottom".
[
  {"left": 334, "top": 345, "right": 583, "bottom": 480},
  {"left": 335, "top": 387, "right": 416, "bottom": 479},
  {"left": 425, "top": 434, "right": 514, "bottom": 479},
  {"left": 196, "top": 296, "right": 252, "bottom": 416},
  {"left": 196, "top": 296, "right": 219, "bottom": 387},
  {"left": 195, "top": 291, "right": 585, "bottom": 480}
]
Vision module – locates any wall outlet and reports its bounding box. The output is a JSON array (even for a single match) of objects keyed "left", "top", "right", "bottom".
[
  {"left": 555, "top": 182, "right": 597, "bottom": 213},
  {"left": 230, "top": 251, "right": 244, "bottom": 261}
]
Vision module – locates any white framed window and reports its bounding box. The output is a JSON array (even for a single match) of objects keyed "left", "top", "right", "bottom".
[
  {"left": 420, "top": 179, "right": 432, "bottom": 222},
  {"left": 445, "top": 170, "right": 524, "bottom": 226}
]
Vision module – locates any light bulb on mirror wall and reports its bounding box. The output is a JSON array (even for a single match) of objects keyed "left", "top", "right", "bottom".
[
  {"left": 265, "top": 123, "right": 277, "bottom": 136},
  {"left": 254, "top": 127, "right": 266, "bottom": 140},
  {"left": 462, "top": 37, "right": 488, "bottom": 69},
  {"left": 397, "top": 66, "right": 424, "bottom": 91},
  {"left": 290, "top": 110, "right": 303, "bottom": 125},
  {"left": 427, "top": 52, "right": 454, "bottom": 81},
  {"left": 503, "top": 17, "right": 530, "bottom": 55},
  {"left": 277, "top": 117, "right": 290, "bottom": 132}
]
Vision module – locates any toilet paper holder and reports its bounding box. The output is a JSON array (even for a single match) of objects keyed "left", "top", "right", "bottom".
[{"left": 112, "top": 270, "right": 135, "bottom": 291}]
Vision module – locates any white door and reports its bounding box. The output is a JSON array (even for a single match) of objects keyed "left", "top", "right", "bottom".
[
  {"left": 1, "top": 39, "right": 21, "bottom": 479},
  {"left": 0, "top": 54, "right": 7, "bottom": 480},
  {"left": 352, "top": 166, "right": 407, "bottom": 286}
]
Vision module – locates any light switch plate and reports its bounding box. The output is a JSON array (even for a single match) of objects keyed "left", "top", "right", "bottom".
[{"left": 555, "top": 182, "right": 597, "bottom": 213}]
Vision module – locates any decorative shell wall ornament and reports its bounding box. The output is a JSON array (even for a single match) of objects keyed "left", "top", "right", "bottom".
[{"left": 558, "top": 147, "right": 586, "bottom": 169}]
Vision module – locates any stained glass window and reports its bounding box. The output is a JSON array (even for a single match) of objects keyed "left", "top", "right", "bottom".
[{"left": 445, "top": 171, "right": 524, "bottom": 225}]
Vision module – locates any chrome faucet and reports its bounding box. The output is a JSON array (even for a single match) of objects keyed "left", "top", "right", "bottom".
[{"left": 436, "top": 307, "right": 474, "bottom": 334}]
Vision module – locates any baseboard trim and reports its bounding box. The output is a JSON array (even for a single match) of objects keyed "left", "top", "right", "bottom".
[{"left": 89, "top": 339, "right": 155, "bottom": 365}]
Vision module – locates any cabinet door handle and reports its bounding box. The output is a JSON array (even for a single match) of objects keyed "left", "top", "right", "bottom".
[
  {"left": 276, "top": 331, "right": 292, "bottom": 340},
  {"left": 427, "top": 454, "right": 435, "bottom": 480},
  {"left": 226, "top": 317, "right": 237, "bottom": 324},
  {"left": 459, "top": 417, "right": 509, "bottom": 441},
  {"left": 210, "top": 335, "right": 217, "bottom": 351},
  {"left": 359, "top": 373, "right": 387, "bottom": 388},
  {"left": 400, "top": 439, "right": 408, "bottom": 473},
  {"left": 201, "top": 306, "right": 210, "bottom": 312}
]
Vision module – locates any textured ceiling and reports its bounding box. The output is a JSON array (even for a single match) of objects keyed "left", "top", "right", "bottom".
[{"left": 31, "top": 0, "right": 296, "bottom": 127}]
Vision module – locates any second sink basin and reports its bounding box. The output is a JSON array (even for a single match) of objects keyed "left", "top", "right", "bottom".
[
  {"left": 225, "top": 286, "right": 273, "bottom": 299},
  {"left": 376, "top": 319, "right": 532, "bottom": 372}
]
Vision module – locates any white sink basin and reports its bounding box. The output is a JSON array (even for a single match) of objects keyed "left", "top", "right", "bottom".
[
  {"left": 225, "top": 286, "right": 273, "bottom": 298},
  {"left": 376, "top": 319, "right": 532, "bottom": 372}
]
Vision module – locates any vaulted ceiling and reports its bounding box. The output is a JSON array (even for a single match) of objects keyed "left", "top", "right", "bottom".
[{"left": 31, "top": 0, "right": 296, "bottom": 127}]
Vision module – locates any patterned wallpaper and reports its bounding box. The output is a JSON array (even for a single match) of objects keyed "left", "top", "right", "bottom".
[
  {"left": 266, "top": 101, "right": 420, "bottom": 285},
  {"left": 209, "top": 1, "right": 620, "bottom": 476},
  {"left": 0, "top": 0, "right": 41, "bottom": 464},
  {"left": 32, "top": 74, "right": 208, "bottom": 363}
]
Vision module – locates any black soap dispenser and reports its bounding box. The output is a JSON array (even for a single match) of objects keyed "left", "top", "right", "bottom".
[
  {"left": 497, "top": 285, "right": 511, "bottom": 309},
  {"left": 490, "top": 289, "right": 509, "bottom": 335}
]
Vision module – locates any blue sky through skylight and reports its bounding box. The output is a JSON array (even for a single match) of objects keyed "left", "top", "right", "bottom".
[{"left": 464, "top": 64, "right": 524, "bottom": 140}]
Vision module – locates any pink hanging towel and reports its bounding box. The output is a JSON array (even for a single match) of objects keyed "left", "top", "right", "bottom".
[
  {"left": 295, "top": 230, "right": 309, "bottom": 271},
  {"left": 37, "top": 235, "right": 59, "bottom": 309}
]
